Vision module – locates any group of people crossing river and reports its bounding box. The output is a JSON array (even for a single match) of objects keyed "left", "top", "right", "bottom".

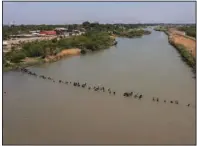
[{"left": 8, "top": 67, "right": 193, "bottom": 108}]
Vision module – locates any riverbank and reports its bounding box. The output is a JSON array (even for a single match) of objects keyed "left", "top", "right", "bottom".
[
  {"left": 3, "top": 31, "right": 116, "bottom": 72},
  {"left": 168, "top": 28, "right": 196, "bottom": 57},
  {"left": 155, "top": 27, "right": 196, "bottom": 73},
  {"left": 4, "top": 29, "right": 149, "bottom": 72},
  {"left": 44, "top": 48, "right": 81, "bottom": 63},
  {"left": 169, "top": 40, "right": 196, "bottom": 73}
]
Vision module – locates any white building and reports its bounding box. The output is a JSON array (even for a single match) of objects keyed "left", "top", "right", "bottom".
[
  {"left": 55, "top": 28, "right": 68, "bottom": 31},
  {"left": 29, "top": 30, "right": 40, "bottom": 34}
]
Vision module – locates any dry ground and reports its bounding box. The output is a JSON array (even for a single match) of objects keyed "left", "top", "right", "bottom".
[{"left": 168, "top": 28, "right": 196, "bottom": 57}]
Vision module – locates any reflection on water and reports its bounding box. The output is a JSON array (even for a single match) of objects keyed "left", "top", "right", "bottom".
[{"left": 3, "top": 30, "right": 195, "bottom": 144}]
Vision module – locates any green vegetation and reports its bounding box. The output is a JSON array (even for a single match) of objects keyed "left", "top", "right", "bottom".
[
  {"left": 154, "top": 26, "right": 169, "bottom": 35},
  {"left": 81, "top": 22, "right": 151, "bottom": 38},
  {"left": 154, "top": 26, "right": 167, "bottom": 32},
  {"left": 3, "top": 31, "right": 115, "bottom": 71},
  {"left": 169, "top": 40, "right": 196, "bottom": 73},
  {"left": 177, "top": 25, "right": 196, "bottom": 38},
  {"left": 20, "top": 31, "right": 114, "bottom": 57},
  {"left": 3, "top": 22, "right": 152, "bottom": 71},
  {"left": 113, "top": 29, "right": 151, "bottom": 38},
  {"left": 10, "top": 51, "right": 26, "bottom": 63},
  {"left": 3, "top": 22, "right": 150, "bottom": 40}
]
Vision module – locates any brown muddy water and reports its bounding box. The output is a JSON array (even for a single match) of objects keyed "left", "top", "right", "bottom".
[{"left": 3, "top": 30, "right": 196, "bottom": 144}]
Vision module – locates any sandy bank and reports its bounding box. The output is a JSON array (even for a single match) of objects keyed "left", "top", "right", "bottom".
[
  {"left": 44, "top": 48, "right": 81, "bottom": 63},
  {"left": 168, "top": 29, "right": 196, "bottom": 57}
]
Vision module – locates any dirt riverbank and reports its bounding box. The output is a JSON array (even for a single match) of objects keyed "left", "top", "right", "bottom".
[
  {"left": 44, "top": 48, "right": 81, "bottom": 63},
  {"left": 168, "top": 28, "right": 196, "bottom": 57},
  {"left": 166, "top": 28, "right": 196, "bottom": 74}
]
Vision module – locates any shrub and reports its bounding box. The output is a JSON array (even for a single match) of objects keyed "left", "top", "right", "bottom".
[
  {"left": 178, "top": 26, "right": 196, "bottom": 38},
  {"left": 81, "top": 49, "right": 87, "bottom": 54},
  {"left": 52, "top": 38, "right": 57, "bottom": 43},
  {"left": 10, "top": 52, "right": 26, "bottom": 63}
]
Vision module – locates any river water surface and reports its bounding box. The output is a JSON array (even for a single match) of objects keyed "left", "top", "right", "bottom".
[{"left": 3, "top": 30, "right": 195, "bottom": 144}]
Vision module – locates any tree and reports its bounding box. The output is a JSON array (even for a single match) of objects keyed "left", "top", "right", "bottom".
[
  {"left": 10, "top": 52, "right": 26, "bottom": 63},
  {"left": 82, "top": 21, "right": 90, "bottom": 27},
  {"left": 52, "top": 38, "right": 57, "bottom": 43}
]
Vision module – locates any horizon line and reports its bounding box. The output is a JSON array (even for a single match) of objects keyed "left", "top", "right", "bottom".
[{"left": 3, "top": 22, "right": 196, "bottom": 25}]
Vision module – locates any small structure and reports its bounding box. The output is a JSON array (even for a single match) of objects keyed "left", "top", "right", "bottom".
[
  {"left": 73, "top": 30, "right": 80, "bottom": 33},
  {"left": 29, "top": 30, "right": 40, "bottom": 34},
  {"left": 32, "top": 32, "right": 40, "bottom": 36},
  {"left": 55, "top": 28, "right": 67, "bottom": 31},
  {"left": 55, "top": 28, "right": 68, "bottom": 35},
  {"left": 72, "top": 30, "right": 83, "bottom": 36}
]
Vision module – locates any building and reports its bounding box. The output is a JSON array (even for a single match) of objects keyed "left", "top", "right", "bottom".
[
  {"left": 73, "top": 30, "right": 80, "bottom": 33},
  {"left": 55, "top": 28, "right": 68, "bottom": 35},
  {"left": 55, "top": 28, "right": 67, "bottom": 31},
  {"left": 32, "top": 32, "right": 40, "bottom": 36},
  {"left": 72, "top": 30, "right": 84, "bottom": 36},
  {"left": 29, "top": 30, "right": 40, "bottom": 34},
  {"left": 39, "top": 31, "right": 56, "bottom": 35}
]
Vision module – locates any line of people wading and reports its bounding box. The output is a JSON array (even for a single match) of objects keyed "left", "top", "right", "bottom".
[{"left": 11, "top": 67, "right": 192, "bottom": 108}]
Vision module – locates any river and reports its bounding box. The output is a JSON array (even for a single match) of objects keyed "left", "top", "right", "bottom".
[{"left": 3, "top": 30, "right": 195, "bottom": 144}]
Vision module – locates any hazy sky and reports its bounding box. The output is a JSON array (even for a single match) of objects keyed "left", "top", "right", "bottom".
[{"left": 3, "top": 2, "right": 196, "bottom": 24}]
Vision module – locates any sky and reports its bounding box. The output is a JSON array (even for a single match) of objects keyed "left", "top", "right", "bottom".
[{"left": 3, "top": 2, "right": 196, "bottom": 24}]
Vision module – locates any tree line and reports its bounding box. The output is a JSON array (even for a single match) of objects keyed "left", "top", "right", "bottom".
[
  {"left": 177, "top": 25, "right": 196, "bottom": 38},
  {"left": 3, "top": 21, "right": 150, "bottom": 40}
]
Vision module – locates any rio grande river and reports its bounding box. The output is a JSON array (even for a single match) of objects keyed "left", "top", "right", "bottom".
[{"left": 3, "top": 30, "right": 195, "bottom": 144}]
